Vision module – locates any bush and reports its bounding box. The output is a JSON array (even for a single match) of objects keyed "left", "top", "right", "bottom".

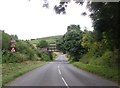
[
  {"left": 88, "top": 50, "right": 114, "bottom": 67},
  {"left": 41, "top": 52, "right": 50, "bottom": 61},
  {"left": 51, "top": 52, "right": 57, "bottom": 60},
  {"left": 33, "top": 54, "right": 39, "bottom": 61},
  {"left": 80, "top": 48, "right": 119, "bottom": 68},
  {"left": 36, "top": 50, "right": 53, "bottom": 61},
  {"left": 16, "top": 41, "right": 35, "bottom": 60},
  {"left": 2, "top": 52, "right": 28, "bottom": 63},
  {"left": 36, "top": 50, "right": 42, "bottom": 58},
  {"left": 79, "top": 51, "right": 95, "bottom": 64},
  {"left": 2, "top": 39, "right": 55, "bottom": 63}
]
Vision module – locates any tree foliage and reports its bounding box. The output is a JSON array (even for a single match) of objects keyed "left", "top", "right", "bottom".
[
  {"left": 16, "top": 40, "right": 35, "bottom": 60},
  {"left": 81, "top": 30, "right": 94, "bottom": 51},
  {"left": 53, "top": 0, "right": 83, "bottom": 14},
  {"left": 2, "top": 31, "right": 11, "bottom": 50},
  {"left": 37, "top": 40, "right": 49, "bottom": 48},
  {"left": 11, "top": 35, "right": 18, "bottom": 40},
  {"left": 54, "top": 1, "right": 69, "bottom": 14},
  {"left": 56, "top": 38, "right": 65, "bottom": 52},
  {"left": 87, "top": 2, "right": 120, "bottom": 50},
  {"left": 57, "top": 25, "right": 85, "bottom": 61}
]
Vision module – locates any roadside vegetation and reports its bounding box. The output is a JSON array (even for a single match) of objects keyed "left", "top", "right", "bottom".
[
  {"left": 56, "top": 2, "right": 120, "bottom": 84},
  {"left": 72, "top": 62, "right": 119, "bottom": 83},
  {"left": 1, "top": 31, "right": 57, "bottom": 86},
  {"left": 2, "top": 61, "right": 46, "bottom": 86}
]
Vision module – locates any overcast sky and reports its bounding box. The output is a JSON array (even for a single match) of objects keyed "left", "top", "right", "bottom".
[{"left": 0, "top": 0, "right": 93, "bottom": 40}]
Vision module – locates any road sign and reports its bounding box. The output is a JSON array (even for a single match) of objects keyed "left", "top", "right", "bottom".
[{"left": 11, "top": 47, "right": 16, "bottom": 52}]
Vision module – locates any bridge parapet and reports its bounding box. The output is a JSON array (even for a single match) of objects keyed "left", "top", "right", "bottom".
[{"left": 47, "top": 47, "right": 59, "bottom": 52}]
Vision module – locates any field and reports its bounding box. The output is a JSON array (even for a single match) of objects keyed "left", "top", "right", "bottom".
[{"left": 30, "top": 35, "right": 62, "bottom": 44}]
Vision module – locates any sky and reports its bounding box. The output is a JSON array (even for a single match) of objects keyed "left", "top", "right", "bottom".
[{"left": 0, "top": 0, "right": 93, "bottom": 40}]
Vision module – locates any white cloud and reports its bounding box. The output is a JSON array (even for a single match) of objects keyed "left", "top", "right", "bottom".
[{"left": 0, "top": 0, "right": 93, "bottom": 40}]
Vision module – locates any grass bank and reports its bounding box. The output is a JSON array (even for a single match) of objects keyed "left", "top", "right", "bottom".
[
  {"left": 72, "top": 62, "right": 119, "bottom": 84},
  {"left": 2, "top": 61, "right": 46, "bottom": 86}
]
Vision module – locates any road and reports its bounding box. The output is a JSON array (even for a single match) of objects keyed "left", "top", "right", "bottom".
[{"left": 6, "top": 54, "right": 119, "bottom": 88}]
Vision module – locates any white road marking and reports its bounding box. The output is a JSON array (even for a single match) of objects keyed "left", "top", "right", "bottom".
[
  {"left": 62, "top": 77, "right": 69, "bottom": 88},
  {"left": 58, "top": 69, "right": 61, "bottom": 75},
  {"left": 58, "top": 65, "right": 61, "bottom": 75},
  {"left": 58, "top": 65, "right": 69, "bottom": 88}
]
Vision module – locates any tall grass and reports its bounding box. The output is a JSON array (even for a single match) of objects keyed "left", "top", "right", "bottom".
[
  {"left": 2, "top": 61, "right": 46, "bottom": 86},
  {"left": 72, "top": 62, "right": 119, "bottom": 84},
  {"left": 71, "top": 49, "right": 120, "bottom": 84}
]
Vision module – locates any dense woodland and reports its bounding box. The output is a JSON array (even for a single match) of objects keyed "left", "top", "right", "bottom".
[{"left": 56, "top": 2, "right": 120, "bottom": 68}]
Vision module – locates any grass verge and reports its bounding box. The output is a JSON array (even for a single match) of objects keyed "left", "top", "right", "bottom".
[
  {"left": 72, "top": 62, "right": 120, "bottom": 84},
  {"left": 2, "top": 61, "right": 46, "bottom": 86}
]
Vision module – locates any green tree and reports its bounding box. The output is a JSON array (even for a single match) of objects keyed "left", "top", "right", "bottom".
[
  {"left": 81, "top": 30, "right": 94, "bottom": 50},
  {"left": 57, "top": 25, "right": 85, "bottom": 61},
  {"left": 16, "top": 40, "right": 35, "bottom": 60},
  {"left": 56, "top": 38, "right": 65, "bottom": 53},
  {"left": 37, "top": 40, "right": 49, "bottom": 48},
  {"left": 11, "top": 35, "right": 18, "bottom": 40},
  {"left": 2, "top": 31, "right": 11, "bottom": 51},
  {"left": 86, "top": 2, "right": 120, "bottom": 66},
  {"left": 64, "top": 25, "right": 84, "bottom": 61},
  {"left": 87, "top": 2, "right": 120, "bottom": 50}
]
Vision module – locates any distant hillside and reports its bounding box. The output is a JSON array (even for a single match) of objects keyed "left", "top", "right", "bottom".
[{"left": 30, "top": 35, "right": 62, "bottom": 44}]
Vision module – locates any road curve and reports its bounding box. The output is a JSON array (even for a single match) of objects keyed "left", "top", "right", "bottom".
[{"left": 6, "top": 54, "right": 119, "bottom": 88}]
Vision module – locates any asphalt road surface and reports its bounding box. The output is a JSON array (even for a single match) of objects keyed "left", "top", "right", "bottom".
[{"left": 6, "top": 54, "right": 119, "bottom": 87}]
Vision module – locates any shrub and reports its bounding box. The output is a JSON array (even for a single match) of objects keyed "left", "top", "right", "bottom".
[
  {"left": 2, "top": 52, "right": 28, "bottom": 63},
  {"left": 41, "top": 52, "right": 50, "bottom": 61},
  {"left": 16, "top": 41, "right": 35, "bottom": 60},
  {"left": 51, "top": 52, "right": 57, "bottom": 60},
  {"left": 80, "top": 49, "right": 118, "bottom": 68},
  {"left": 36, "top": 50, "right": 53, "bottom": 61}
]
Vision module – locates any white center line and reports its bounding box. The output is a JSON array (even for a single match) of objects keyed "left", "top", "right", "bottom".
[
  {"left": 58, "top": 69, "right": 61, "bottom": 75},
  {"left": 58, "top": 65, "right": 61, "bottom": 75},
  {"left": 58, "top": 65, "right": 69, "bottom": 88},
  {"left": 61, "top": 77, "right": 69, "bottom": 88},
  {"left": 58, "top": 65, "right": 59, "bottom": 69}
]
